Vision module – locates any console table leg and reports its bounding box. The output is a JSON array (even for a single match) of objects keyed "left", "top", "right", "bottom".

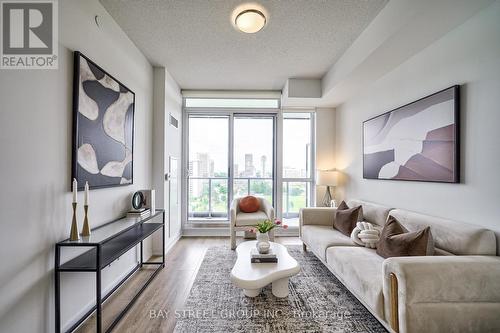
[
  {"left": 96, "top": 246, "right": 102, "bottom": 333},
  {"left": 162, "top": 211, "right": 165, "bottom": 267},
  {"left": 272, "top": 278, "right": 289, "bottom": 298},
  {"left": 140, "top": 240, "right": 143, "bottom": 268},
  {"left": 55, "top": 245, "right": 60, "bottom": 333},
  {"left": 243, "top": 288, "right": 261, "bottom": 297}
]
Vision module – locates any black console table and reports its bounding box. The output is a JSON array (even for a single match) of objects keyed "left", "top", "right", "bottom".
[{"left": 55, "top": 209, "right": 165, "bottom": 333}]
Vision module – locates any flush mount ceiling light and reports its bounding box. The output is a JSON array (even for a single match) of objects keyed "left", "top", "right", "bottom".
[{"left": 234, "top": 9, "right": 266, "bottom": 33}]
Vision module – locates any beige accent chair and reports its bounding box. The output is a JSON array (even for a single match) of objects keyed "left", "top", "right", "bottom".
[
  {"left": 230, "top": 197, "right": 275, "bottom": 250},
  {"left": 300, "top": 199, "right": 500, "bottom": 333}
]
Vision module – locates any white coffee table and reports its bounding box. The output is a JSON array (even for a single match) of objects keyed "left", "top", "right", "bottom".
[{"left": 230, "top": 241, "right": 300, "bottom": 298}]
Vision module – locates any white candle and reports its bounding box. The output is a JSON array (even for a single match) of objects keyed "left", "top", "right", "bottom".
[
  {"left": 84, "top": 181, "right": 89, "bottom": 206},
  {"left": 72, "top": 178, "right": 78, "bottom": 203}
]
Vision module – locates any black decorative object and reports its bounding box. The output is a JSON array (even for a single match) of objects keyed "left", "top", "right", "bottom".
[
  {"left": 132, "top": 191, "right": 145, "bottom": 210},
  {"left": 72, "top": 51, "right": 135, "bottom": 190},
  {"left": 363, "top": 86, "right": 460, "bottom": 183}
]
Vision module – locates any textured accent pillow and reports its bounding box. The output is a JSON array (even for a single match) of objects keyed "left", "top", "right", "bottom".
[
  {"left": 350, "top": 222, "right": 381, "bottom": 248},
  {"left": 239, "top": 196, "right": 260, "bottom": 213},
  {"left": 334, "top": 201, "right": 363, "bottom": 236},
  {"left": 376, "top": 216, "right": 434, "bottom": 258}
]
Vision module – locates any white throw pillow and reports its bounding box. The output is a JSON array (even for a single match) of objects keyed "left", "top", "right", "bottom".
[{"left": 350, "top": 221, "right": 381, "bottom": 249}]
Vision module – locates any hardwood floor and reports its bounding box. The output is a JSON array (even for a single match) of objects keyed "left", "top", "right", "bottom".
[{"left": 75, "top": 236, "right": 302, "bottom": 333}]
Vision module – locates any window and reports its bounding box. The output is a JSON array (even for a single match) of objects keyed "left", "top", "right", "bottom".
[
  {"left": 184, "top": 100, "right": 314, "bottom": 232},
  {"left": 282, "top": 112, "right": 314, "bottom": 227},
  {"left": 188, "top": 116, "right": 229, "bottom": 219},
  {"left": 233, "top": 116, "right": 274, "bottom": 204},
  {"left": 186, "top": 114, "right": 276, "bottom": 222}
]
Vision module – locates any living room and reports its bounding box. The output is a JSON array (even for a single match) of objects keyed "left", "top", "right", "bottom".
[{"left": 1, "top": 0, "right": 499, "bottom": 332}]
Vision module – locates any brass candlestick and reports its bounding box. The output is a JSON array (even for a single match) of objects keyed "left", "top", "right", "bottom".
[
  {"left": 70, "top": 202, "right": 79, "bottom": 241},
  {"left": 81, "top": 205, "right": 91, "bottom": 237}
]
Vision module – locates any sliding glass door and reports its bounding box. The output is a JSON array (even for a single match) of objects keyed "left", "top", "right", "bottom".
[
  {"left": 187, "top": 113, "right": 276, "bottom": 223},
  {"left": 233, "top": 116, "right": 275, "bottom": 204},
  {"left": 282, "top": 112, "right": 314, "bottom": 228},
  {"left": 187, "top": 116, "right": 229, "bottom": 220}
]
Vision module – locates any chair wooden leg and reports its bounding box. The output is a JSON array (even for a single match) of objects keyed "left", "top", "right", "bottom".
[
  {"left": 269, "top": 229, "right": 275, "bottom": 242},
  {"left": 230, "top": 228, "right": 236, "bottom": 250}
]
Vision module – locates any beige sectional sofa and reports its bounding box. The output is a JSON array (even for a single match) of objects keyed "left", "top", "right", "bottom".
[{"left": 299, "top": 199, "right": 500, "bottom": 333}]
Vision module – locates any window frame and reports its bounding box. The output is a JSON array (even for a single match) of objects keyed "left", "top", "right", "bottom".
[
  {"left": 182, "top": 101, "right": 315, "bottom": 233},
  {"left": 279, "top": 111, "right": 316, "bottom": 230},
  {"left": 182, "top": 106, "right": 279, "bottom": 227}
]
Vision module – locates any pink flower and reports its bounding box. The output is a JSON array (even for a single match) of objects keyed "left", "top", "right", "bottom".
[
  {"left": 248, "top": 228, "right": 256, "bottom": 233},
  {"left": 283, "top": 225, "right": 289, "bottom": 229},
  {"left": 275, "top": 220, "right": 282, "bottom": 225}
]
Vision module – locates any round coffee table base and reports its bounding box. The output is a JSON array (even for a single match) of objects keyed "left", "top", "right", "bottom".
[
  {"left": 272, "top": 278, "right": 289, "bottom": 298},
  {"left": 243, "top": 288, "right": 261, "bottom": 297}
]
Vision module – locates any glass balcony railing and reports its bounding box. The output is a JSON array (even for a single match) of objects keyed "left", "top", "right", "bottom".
[
  {"left": 282, "top": 181, "right": 310, "bottom": 228},
  {"left": 188, "top": 178, "right": 310, "bottom": 226},
  {"left": 188, "top": 177, "right": 273, "bottom": 220}
]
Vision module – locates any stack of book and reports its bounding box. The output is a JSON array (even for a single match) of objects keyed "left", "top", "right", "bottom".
[
  {"left": 251, "top": 248, "right": 278, "bottom": 263},
  {"left": 127, "top": 208, "right": 151, "bottom": 219}
]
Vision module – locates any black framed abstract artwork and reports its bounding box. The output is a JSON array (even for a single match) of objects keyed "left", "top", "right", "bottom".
[
  {"left": 72, "top": 51, "right": 135, "bottom": 190},
  {"left": 363, "top": 85, "right": 460, "bottom": 183}
]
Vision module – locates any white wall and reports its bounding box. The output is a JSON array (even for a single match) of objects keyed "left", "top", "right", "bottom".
[
  {"left": 335, "top": 1, "right": 500, "bottom": 252},
  {"left": 0, "top": 0, "right": 155, "bottom": 331},
  {"left": 152, "top": 68, "right": 183, "bottom": 253},
  {"left": 315, "top": 108, "right": 336, "bottom": 205},
  {"left": 164, "top": 70, "right": 183, "bottom": 244}
]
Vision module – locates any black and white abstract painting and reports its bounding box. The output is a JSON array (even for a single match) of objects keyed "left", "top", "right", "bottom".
[
  {"left": 363, "top": 86, "right": 459, "bottom": 183},
  {"left": 72, "top": 52, "right": 135, "bottom": 190}
]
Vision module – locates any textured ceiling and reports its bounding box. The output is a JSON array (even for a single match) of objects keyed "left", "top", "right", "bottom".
[{"left": 100, "top": 0, "right": 387, "bottom": 90}]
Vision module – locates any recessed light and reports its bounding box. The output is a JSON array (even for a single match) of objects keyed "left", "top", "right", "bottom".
[{"left": 235, "top": 9, "right": 266, "bottom": 33}]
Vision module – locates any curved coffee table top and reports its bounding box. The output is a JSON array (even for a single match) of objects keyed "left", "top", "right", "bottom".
[{"left": 231, "top": 241, "right": 300, "bottom": 290}]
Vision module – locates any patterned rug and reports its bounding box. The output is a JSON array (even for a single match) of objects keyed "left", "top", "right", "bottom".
[{"left": 174, "top": 245, "right": 387, "bottom": 333}]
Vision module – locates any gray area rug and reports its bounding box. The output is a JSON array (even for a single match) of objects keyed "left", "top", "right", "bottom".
[{"left": 174, "top": 245, "right": 387, "bottom": 333}]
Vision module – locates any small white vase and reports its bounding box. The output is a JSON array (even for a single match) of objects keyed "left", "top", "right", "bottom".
[{"left": 256, "top": 231, "right": 271, "bottom": 254}]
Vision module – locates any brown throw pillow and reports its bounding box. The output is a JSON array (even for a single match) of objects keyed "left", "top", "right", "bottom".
[
  {"left": 376, "top": 216, "right": 434, "bottom": 258},
  {"left": 334, "top": 201, "right": 363, "bottom": 236},
  {"left": 239, "top": 196, "right": 260, "bottom": 213}
]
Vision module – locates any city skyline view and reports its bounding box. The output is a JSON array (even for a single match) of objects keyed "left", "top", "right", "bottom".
[
  {"left": 188, "top": 114, "right": 311, "bottom": 178},
  {"left": 187, "top": 114, "right": 313, "bottom": 222}
]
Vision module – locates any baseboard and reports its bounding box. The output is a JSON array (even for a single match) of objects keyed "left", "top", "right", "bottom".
[
  {"left": 182, "top": 227, "right": 229, "bottom": 237},
  {"left": 182, "top": 227, "right": 299, "bottom": 237},
  {"left": 151, "top": 232, "right": 182, "bottom": 256},
  {"left": 165, "top": 233, "right": 182, "bottom": 254}
]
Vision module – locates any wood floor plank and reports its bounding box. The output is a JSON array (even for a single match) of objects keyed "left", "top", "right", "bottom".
[{"left": 74, "top": 236, "right": 301, "bottom": 333}]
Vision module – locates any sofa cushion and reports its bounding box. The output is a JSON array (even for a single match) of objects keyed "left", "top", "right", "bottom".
[
  {"left": 301, "top": 225, "right": 356, "bottom": 260},
  {"left": 389, "top": 209, "right": 496, "bottom": 255},
  {"left": 326, "top": 247, "right": 385, "bottom": 318},
  {"left": 334, "top": 201, "right": 362, "bottom": 236},
  {"left": 235, "top": 211, "right": 268, "bottom": 226},
  {"left": 347, "top": 199, "right": 392, "bottom": 226},
  {"left": 376, "top": 216, "right": 434, "bottom": 258}
]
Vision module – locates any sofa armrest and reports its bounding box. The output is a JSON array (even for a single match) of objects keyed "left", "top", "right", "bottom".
[
  {"left": 299, "top": 207, "right": 336, "bottom": 229},
  {"left": 260, "top": 199, "right": 275, "bottom": 221},
  {"left": 383, "top": 256, "right": 500, "bottom": 332}
]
